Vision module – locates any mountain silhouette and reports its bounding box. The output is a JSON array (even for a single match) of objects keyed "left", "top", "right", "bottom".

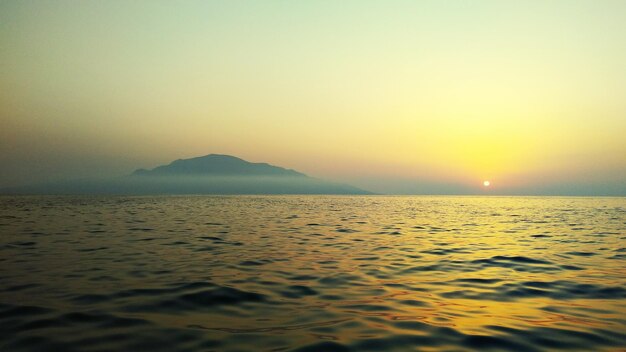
[
  {"left": 2, "top": 154, "right": 372, "bottom": 195},
  {"left": 132, "top": 154, "right": 305, "bottom": 177}
]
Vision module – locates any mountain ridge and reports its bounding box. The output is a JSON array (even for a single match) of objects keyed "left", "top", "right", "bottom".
[
  {"left": 2, "top": 154, "right": 372, "bottom": 195},
  {"left": 132, "top": 154, "right": 305, "bottom": 177}
]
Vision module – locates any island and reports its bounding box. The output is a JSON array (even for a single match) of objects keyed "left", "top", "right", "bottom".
[{"left": 3, "top": 154, "right": 372, "bottom": 195}]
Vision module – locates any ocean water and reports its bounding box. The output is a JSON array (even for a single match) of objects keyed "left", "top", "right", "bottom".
[{"left": 1, "top": 196, "right": 625, "bottom": 352}]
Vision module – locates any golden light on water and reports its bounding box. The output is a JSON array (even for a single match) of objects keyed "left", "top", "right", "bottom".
[{"left": 2, "top": 196, "right": 625, "bottom": 350}]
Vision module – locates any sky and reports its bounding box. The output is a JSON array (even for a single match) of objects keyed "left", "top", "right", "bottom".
[{"left": 1, "top": 0, "right": 625, "bottom": 195}]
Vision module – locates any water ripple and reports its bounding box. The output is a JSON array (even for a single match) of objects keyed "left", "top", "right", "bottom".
[{"left": 1, "top": 195, "right": 625, "bottom": 351}]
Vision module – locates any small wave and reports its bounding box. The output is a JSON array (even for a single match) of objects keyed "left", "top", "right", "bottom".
[{"left": 441, "top": 280, "right": 626, "bottom": 301}]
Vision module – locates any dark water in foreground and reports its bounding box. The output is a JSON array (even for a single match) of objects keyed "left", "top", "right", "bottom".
[{"left": 1, "top": 196, "right": 625, "bottom": 352}]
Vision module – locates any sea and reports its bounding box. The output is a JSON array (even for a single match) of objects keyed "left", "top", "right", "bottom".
[{"left": 1, "top": 195, "right": 625, "bottom": 351}]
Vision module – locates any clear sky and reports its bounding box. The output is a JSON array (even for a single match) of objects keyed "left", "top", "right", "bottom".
[{"left": 1, "top": 0, "right": 625, "bottom": 195}]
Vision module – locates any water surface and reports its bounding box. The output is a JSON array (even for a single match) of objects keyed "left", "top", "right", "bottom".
[{"left": 1, "top": 196, "right": 625, "bottom": 351}]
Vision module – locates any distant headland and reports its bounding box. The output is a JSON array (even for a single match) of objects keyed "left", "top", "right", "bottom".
[
  {"left": 132, "top": 154, "right": 306, "bottom": 177},
  {"left": 2, "top": 154, "right": 372, "bottom": 195}
]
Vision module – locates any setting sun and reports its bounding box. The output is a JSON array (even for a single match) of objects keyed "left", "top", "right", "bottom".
[{"left": 1, "top": 2, "right": 625, "bottom": 351}]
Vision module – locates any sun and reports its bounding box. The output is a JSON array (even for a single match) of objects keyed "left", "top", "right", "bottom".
[{"left": 483, "top": 180, "right": 491, "bottom": 187}]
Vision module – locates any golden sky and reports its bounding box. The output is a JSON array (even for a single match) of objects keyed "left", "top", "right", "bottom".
[{"left": 1, "top": 1, "right": 625, "bottom": 194}]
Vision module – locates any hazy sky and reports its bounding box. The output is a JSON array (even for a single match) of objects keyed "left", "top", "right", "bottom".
[{"left": 1, "top": 0, "right": 625, "bottom": 195}]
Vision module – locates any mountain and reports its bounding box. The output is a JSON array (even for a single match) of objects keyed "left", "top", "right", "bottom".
[
  {"left": 2, "top": 154, "right": 372, "bottom": 195},
  {"left": 132, "top": 154, "right": 305, "bottom": 177}
]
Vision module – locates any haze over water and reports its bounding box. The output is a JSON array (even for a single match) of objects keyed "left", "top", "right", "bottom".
[
  {"left": 1, "top": 196, "right": 625, "bottom": 351},
  {"left": 2, "top": 1, "right": 625, "bottom": 195},
  {"left": 2, "top": 1, "right": 625, "bottom": 351}
]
